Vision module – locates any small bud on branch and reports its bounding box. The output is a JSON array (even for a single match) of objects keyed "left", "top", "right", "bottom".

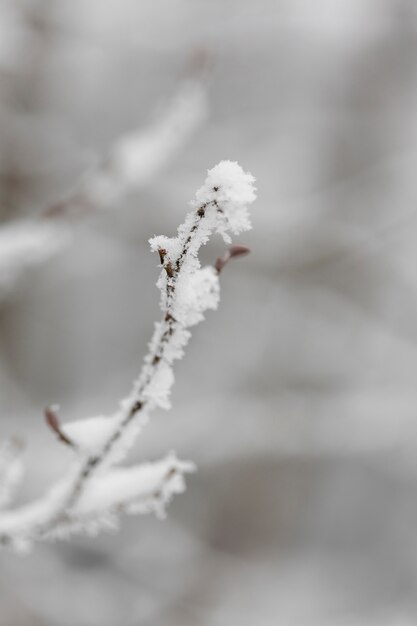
[
  {"left": 215, "top": 245, "right": 250, "bottom": 273},
  {"left": 44, "top": 406, "right": 75, "bottom": 448}
]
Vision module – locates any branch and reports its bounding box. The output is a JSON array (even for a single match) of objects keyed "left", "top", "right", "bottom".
[
  {"left": 0, "top": 74, "right": 209, "bottom": 298},
  {"left": 0, "top": 453, "right": 193, "bottom": 551},
  {"left": 0, "top": 160, "right": 256, "bottom": 551}
]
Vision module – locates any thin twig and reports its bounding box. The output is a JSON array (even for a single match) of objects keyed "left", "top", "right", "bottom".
[{"left": 0, "top": 161, "right": 256, "bottom": 550}]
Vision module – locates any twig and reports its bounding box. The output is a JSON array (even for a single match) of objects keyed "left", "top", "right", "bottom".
[{"left": 0, "top": 161, "right": 256, "bottom": 550}]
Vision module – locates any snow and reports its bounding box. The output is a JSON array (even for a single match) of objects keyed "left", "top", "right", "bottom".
[
  {"left": 141, "top": 162, "right": 255, "bottom": 417},
  {"left": 0, "top": 160, "right": 256, "bottom": 549},
  {"left": 0, "top": 220, "right": 72, "bottom": 296},
  {"left": 192, "top": 160, "right": 256, "bottom": 241},
  {"left": 142, "top": 362, "right": 175, "bottom": 410},
  {"left": 173, "top": 266, "right": 220, "bottom": 327},
  {"left": 75, "top": 453, "right": 195, "bottom": 517}
]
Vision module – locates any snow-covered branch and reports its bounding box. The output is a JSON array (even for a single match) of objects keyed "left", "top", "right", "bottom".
[
  {"left": 0, "top": 76, "right": 208, "bottom": 298},
  {"left": 0, "top": 219, "right": 73, "bottom": 297},
  {"left": 0, "top": 453, "right": 194, "bottom": 551},
  {"left": 0, "top": 160, "right": 256, "bottom": 551},
  {"left": 82, "top": 78, "right": 208, "bottom": 207}
]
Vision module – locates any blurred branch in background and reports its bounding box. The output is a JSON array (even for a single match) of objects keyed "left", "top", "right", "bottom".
[{"left": 0, "top": 55, "right": 209, "bottom": 300}]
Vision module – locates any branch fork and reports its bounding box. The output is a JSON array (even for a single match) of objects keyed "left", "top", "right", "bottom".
[{"left": 0, "top": 161, "right": 256, "bottom": 551}]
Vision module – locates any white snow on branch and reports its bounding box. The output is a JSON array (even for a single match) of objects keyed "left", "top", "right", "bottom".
[
  {"left": 0, "top": 453, "right": 194, "bottom": 551},
  {"left": 0, "top": 161, "right": 256, "bottom": 551},
  {"left": 74, "top": 453, "right": 195, "bottom": 522},
  {"left": 173, "top": 266, "right": 220, "bottom": 327},
  {"left": 0, "top": 219, "right": 72, "bottom": 295},
  {"left": 191, "top": 160, "right": 256, "bottom": 242},
  {"left": 55, "top": 453, "right": 195, "bottom": 540},
  {"left": 60, "top": 414, "right": 119, "bottom": 454},
  {"left": 142, "top": 361, "right": 175, "bottom": 411}
]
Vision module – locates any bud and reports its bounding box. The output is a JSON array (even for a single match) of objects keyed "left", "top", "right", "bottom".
[
  {"left": 44, "top": 406, "right": 74, "bottom": 447},
  {"left": 215, "top": 245, "right": 250, "bottom": 273}
]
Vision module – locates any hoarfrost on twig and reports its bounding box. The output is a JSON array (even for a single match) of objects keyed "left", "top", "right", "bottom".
[{"left": 0, "top": 160, "right": 256, "bottom": 551}]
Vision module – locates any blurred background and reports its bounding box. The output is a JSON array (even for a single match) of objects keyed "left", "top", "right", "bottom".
[{"left": 1, "top": 0, "right": 417, "bottom": 624}]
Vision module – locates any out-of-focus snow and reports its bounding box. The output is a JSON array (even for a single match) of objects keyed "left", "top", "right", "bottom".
[
  {"left": 61, "top": 415, "right": 119, "bottom": 453},
  {"left": 0, "top": 220, "right": 72, "bottom": 297}
]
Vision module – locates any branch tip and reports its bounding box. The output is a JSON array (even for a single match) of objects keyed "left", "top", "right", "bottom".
[
  {"left": 229, "top": 244, "right": 251, "bottom": 258},
  {"left": 44, "top": 406, "right": 74, "bottom": 447},
  {"left": 158, "top": 248, "right": 167, "bottom": 264},
  {"left": 215, "top": 245, "right": 251, "bottom": 273}
]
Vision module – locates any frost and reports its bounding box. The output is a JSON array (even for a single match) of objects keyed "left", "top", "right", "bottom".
[
  {"left": 61, "top": 415, "right": 120, "bottom": 453},
  {"left": 173, "top": 266, "right": 220, "bottom": 327},
  {"left": 149, "top": 235, "right": 182, "bottom": 260},
  {"left": 138, "top": 161, "right": 254, "bottom": 417},
  {"left": 0, "top": 453, "right": 194, "bottom": 547},
  {"left": 142, "top": 363, "right": 175, "bottom": 410},
  {"left": 0, "top": 161, "right": 256, "bottom": 550},
  {"left": 163, "top": 327, "right": 191, "bottom": 363},
  {"left": 193, "top": 160, "right": 256, "bottom": 209},
  {"left": 75, "top": 453, "right": 195, "bottom": 517},
  {"left": 192, "top": 160, "right": 256, "bottom": 241},
  {"left": 0, "top": 440, "right": 24, "bottom": 510},
  {"left": 0, "top": 220, "right": 72, "bottom": 296}
]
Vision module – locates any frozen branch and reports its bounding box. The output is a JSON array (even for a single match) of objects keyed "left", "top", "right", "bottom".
[
  {"left": 0, "top": 453, "right": 194, "bottom": 551},
  {"left": 0, "top": 160, "right": 256, "bottom": 551},
  {"left": 0, "top": 75, "right": 209, "bottom": 298}
]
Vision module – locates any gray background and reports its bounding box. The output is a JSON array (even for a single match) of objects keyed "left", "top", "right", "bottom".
[{"left": 1, "top": 0, "right": 417, "bottom": 624}]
